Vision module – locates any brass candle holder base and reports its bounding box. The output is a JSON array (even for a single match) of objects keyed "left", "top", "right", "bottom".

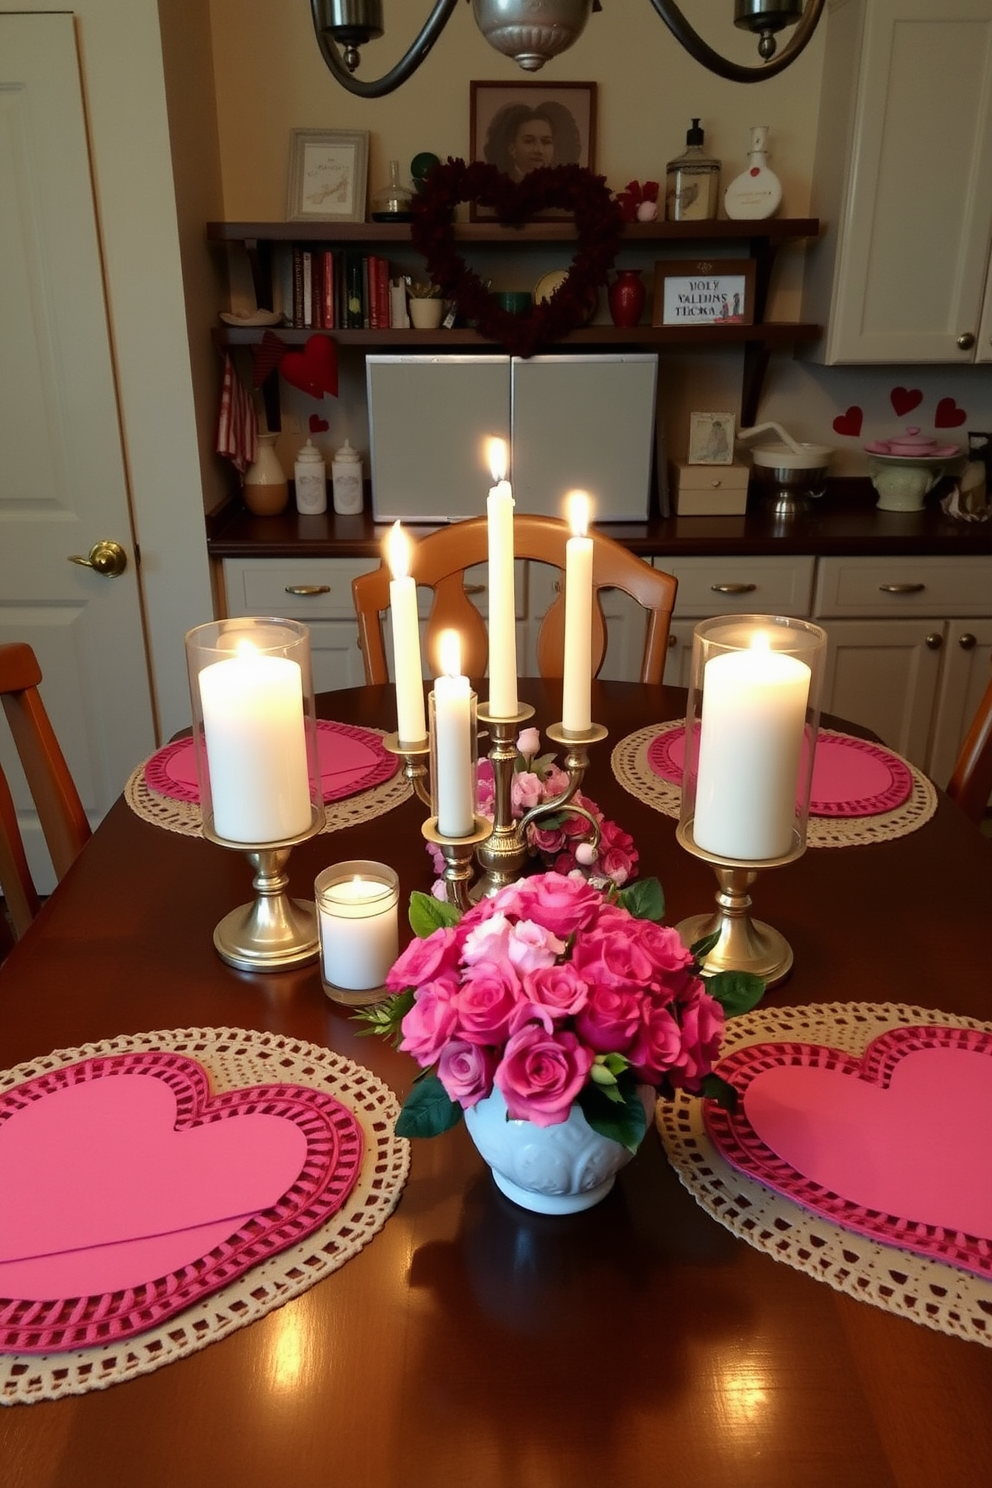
[
  {"left": 383, "top": 731, "right": 432, "bottom": 808},
  {"left": 422, "top": 816, "right": 494, "bottom": 913},
  {"left": 204, "top": 811, "right": 324, "bottom": 972},
  {"left": 675, "top": 821, "right": 804, "bottom": 989}
]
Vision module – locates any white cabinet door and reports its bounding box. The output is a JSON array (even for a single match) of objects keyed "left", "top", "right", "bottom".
[
  {"left": 820, "top": 618, "right": 944, "bottom": 765},
  {"left": 805, "top": 0, "right": 992, "bottom": 363},
  {"left": 928, "top": 619, "right": 992, "bottom": 789}
]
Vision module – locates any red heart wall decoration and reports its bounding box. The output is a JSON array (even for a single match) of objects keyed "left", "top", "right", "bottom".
[
  {"left": 890, "top": 385, "right": 923, "bottom": 416},
  {"left": 935, "top": 396, "right": 967, "bottom": 428},
  {"left": 832, "top": 406, "right": 863, "bottom": 438},
  {"left": 280, "top": 334, "right": 339, "bottom": 400},
  {"left": 309, "top": 414, "right": 329, "bottom": 433}
]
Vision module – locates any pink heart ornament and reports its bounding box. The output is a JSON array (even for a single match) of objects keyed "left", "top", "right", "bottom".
[{"left": 705, "top": 1026, "right": 992, "bottom": 1275}]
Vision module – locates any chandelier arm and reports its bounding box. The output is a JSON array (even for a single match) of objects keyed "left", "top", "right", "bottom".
[
  {"left": 646, "top": 0, "right": 825, "bottom": 81},
  {"left": 310, "top": 0, "right": 460, "bottom": 98}
]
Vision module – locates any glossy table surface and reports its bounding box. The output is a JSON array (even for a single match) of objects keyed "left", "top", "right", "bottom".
[{"left": 1, "top": 679, "right": 990, "bottom": 1488}]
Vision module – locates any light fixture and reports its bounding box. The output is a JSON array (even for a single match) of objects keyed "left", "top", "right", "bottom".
[{"left": 310, "top": 1, "right": 825, "bottom": 98}]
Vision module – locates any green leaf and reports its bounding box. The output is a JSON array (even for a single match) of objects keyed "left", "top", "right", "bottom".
[
  {"left": 616, "top": 876, "right": 665, "bottom": 923},
  {"left": 705, "top": 969, "right": 766, "bottom": 1018},
  {"left": 577, "top": 1075, "right": 648, "bottom": 1154},
  {"left": 394, "top": 1073, "right": 464, "bottom": 1138},
  {"left": 408, "top": 890, "right": 461, "bottom": 938},
  {"left": 701, "top": 1071, "right": 739, "bottom": 1112},
  {"left": 352, "top": 989, "right": 414, "bottom": 1046},
  {"left": 691, "top": 930, "right": 721, "bottom": 961}
]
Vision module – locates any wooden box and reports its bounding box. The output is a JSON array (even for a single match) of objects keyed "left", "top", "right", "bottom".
[{"left": 670, "top": 460, "right": 750, "bottom": 515}]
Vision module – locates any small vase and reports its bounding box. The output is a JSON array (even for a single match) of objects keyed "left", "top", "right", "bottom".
[
  {"left": 464, "top": 1085, "right": 655, "bottom": 1215},
  {"left": 608, "top": 269, "right": 646, "bottom": 328},
  {"left": 243, "top": 432, "right": 288, "bottom": 516}
]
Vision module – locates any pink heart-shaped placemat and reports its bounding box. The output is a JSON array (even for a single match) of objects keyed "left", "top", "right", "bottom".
[
  {"left": 647, "top": 726, "right": 913, "bottom": 818},
  {"left": 704, "top": 1025, "right": 992, "bottom": 1277},
  {"left": 144, "top": 719, "right": 397, "bottom": 806},
  {"left": 0, "top": 1052, "right": 363, "bottom": 1352}
]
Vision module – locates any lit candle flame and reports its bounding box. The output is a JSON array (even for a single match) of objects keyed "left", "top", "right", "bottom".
[
  {"left": 486, "top": 436, "right": 508, "bottom": 484},
  {"left": 750, "top": 631, "right": 772, "bottom": 653},
  {"left": 234, "top": 638, "right": 259, "bottom": 659},
  {"left": 385, "top": 519, "right": 411, "bottom": 580},
  {"left": 565, "top": 489, "right": 591, "bottom": 538},
  {"left": 438, "top": 628, "right": 462, "bottom": 678}
]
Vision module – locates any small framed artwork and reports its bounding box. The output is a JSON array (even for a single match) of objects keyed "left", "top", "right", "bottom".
[
  {"left": 687, "top": 412, "right": 737, "bottom": 466},
  {"left": 469, "top": 80, "right": 597, "bottom": 220},
  {"left": 286, "top": 129, "right": 369, "bottom": 223},
  {"left": 652, "top": 259, "right": 756, "bottom": 328}
]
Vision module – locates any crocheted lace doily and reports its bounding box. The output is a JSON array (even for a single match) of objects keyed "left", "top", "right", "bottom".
[
  {"left": 0, "top": 1028, "right": 409, "bottom": 1406},
  {"left": 656, "top": 1001, "right": 992, "bottom": 1348},
  {"left": 124, "top": 732, "right": 411, "bottom": 839},
  {"left": 612, "top": 722, "right": 937, "bottom": 848}
]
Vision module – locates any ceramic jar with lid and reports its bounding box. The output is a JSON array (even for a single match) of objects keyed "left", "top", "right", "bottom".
[{"left": 331, "top": 440, "right": 364, "bottom": 515}]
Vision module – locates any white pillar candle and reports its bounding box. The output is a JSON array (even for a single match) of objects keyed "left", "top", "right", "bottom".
[
  {"left": 562, "top": 489, "right": 594, "bottom": 734},
  {"left": 198, "top": 644, "right": 312, "bottom": 843},
  {"left": 385, "top": 521, "right": 427, "bottom": 744},
  {"left": 485, "top": 436, "right": 518, "bottom": 718},
  {"left": 693, "top": 636, "right": 811, "bottom": 861},
  {"left": 317, "top": 869, "right": 399, "bottom": 991},
  {"left": 432, "top": 629, "right": 475, "bottom": 838}
]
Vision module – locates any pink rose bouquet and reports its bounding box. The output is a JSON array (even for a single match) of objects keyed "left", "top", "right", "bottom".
[
  {"left": 360, "top": 871, "right": 764, "bottom": 1148},
  {"left": 427, "top": 731, "right": 639, "bottom": 895}
]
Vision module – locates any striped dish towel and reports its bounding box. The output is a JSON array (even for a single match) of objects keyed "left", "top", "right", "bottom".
[{"left": 216, "top": 353, "right": 257, "bottom": 474}]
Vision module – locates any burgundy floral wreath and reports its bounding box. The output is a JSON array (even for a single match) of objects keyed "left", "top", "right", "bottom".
[{"left": 410, "top": 158, "right": 623, "bottom": 359}]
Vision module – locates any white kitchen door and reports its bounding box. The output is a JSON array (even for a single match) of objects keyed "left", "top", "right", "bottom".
[{"left": 0, "top": 12, "right": 156, "bottom": 890}]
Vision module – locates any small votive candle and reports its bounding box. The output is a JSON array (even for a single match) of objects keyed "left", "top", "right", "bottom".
[{"left": 315, "top": 860, "right": 399, "bottom": 1005}]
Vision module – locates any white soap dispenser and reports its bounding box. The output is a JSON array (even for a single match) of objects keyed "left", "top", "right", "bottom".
[
  {"left": 331, "top": 439, "right": 364, "bottom": 515},
  {"left": 724, "top": 125, "right": 782, "bottom": 221},
  {"left": 293, "top": 438, "right": 327, "bottom": 515}
]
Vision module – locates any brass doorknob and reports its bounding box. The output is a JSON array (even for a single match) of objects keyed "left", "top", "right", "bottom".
[{"left": 68, "top": 540, "right": 128, "bottom": 578}]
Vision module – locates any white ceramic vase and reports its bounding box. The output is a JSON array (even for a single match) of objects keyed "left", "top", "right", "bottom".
[
  {"left": 464, "top": 1085, "right": 655, "bottom": 1215},
  {"left": 408, "top": 297, "right": 444, "bottom": 329}
]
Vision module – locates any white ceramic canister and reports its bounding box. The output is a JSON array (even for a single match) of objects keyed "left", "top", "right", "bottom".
[
  {"left": 294, "top": 438, "right": 327, "bottom": 515},
  {"left": 332, "top": 439, "right": 364, "bottom": 515}
]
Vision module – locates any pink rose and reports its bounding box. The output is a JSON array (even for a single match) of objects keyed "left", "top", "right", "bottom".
[
  {"left": 498, "top": 872, "right": 604, "bottom": 939},
  {"left": 637, "top": 923, "right": 696, "bottom": 981},
  {"left": 454, "top": 961, "right": 521, "bottom": 1045},
  {"left": 530, "top": 824, "right": 566, "bottom": 855},
  {"left": 541, "top": 765, "right": 570, "bottom": 797},
  {"left": 461, "top": 910, "right": 514, "bottom": 967},
  {"left": 495, "top": 1024, "right": 595, "bottom": 1126},
  {"left": 669, "top": 984, "right": 726, "bottom": 1092},
  {"left": 387, "top": 926, "right": 460, "bottom": 992},
  {"left": 626, "top": 1003, "right": 682, "bottom": 1084},
  {"left": 599, "top": 847, "right": 634, "bottom": 885},
  {"left": 506, "top": 919, "right": 566, "bottom": 974},
  {"left": 522, "top": 962, "right": 589, "bottom": 1018},
  {"left": 571, "top": 927, "right": 654, "bottom": 993},
  {"left": 573, "top": 984, "right": 642, "bottom": 1054},
  {"left": 516, "top": 727, "right": 541, "bottom": 759},
  {"left": 437, "top": 1039, "right": 498, "bottom": 1108},
  {"left": 399, "top": 978, "right": 459, "bottom": 1067},
  {"left": 511, "top": 770, "right": 544, "bottom": 814}
]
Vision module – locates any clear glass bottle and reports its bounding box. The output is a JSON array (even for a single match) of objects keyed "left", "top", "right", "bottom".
[
  {"left": 371, "top": 159, "right": 413, "bottom": 220},
  {"left": 666, "top": 119, "right": 721, "bottom": 222}
]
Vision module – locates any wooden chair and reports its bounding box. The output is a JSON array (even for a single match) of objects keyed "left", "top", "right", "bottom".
[
  {"left": 0, "top": 642, "right": 91, "bottom": 940},
  {"left": 946, "top": 660, "right": 992, "bottom": 825},
  {"left": 352, "top": 515, "right": 678, "bottom": 685}
]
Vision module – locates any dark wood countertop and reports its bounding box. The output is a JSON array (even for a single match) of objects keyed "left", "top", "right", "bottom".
[{"left": 206, "top": 480, "right": 992, "bottom": 562}]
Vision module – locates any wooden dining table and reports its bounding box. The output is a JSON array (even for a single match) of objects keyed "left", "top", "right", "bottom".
[{"left": 1, "top": 677, "right": 990, "bottom": 1488}]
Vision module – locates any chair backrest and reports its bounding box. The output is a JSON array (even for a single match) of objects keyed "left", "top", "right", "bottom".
[
  {"left": 352, "top": 515, "right": 678, "bottom": 686},
  {"left": 946, "top": 661, "right": 992, "bottom": 825},
  {"left": 0, "top": 643, "right": 91, "bottom": 939}
]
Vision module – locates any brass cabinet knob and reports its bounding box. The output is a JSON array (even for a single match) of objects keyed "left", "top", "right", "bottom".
[
  {"left": 957, "top": 332, "right": 976, "bottom": 350},
  {"left": 959, "top": 632, "right": 977, "bottom": 650},
  {"left": 67, "top": 540, "right": 128, "bottom": 578},
  {"left": 925, "top": 632, "right": 943, "bottom": 650}
]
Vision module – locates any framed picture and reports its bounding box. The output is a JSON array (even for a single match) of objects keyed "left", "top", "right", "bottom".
[
  {"left": 286, "top": 129, "right": 369, "bottom": 223},
  {"left": 687, "top": 412, "right": 737, "bottom": 466},
  {"left": 652, "top": 259, "right": 756, "bottom": 328},
  {"left": 469, "top": 80, "right": 597, "bottom": 220}
]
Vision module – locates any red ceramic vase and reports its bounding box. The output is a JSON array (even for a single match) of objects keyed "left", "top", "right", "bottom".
[{"left": 608, "top": 269, "right": 646, "bottom": 328}]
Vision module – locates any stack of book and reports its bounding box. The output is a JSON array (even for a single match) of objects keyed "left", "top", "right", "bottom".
[{"left": 291, "top": 248, "right": 410, "bottom": 330}]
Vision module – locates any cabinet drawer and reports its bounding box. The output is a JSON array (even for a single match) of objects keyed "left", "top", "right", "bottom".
[
  {"left": 657, "top": 555, "right": 815, "bottom": 617},
  {"left": 814, "top": 556, "right": 992, "bottom": 618},
  {"left": 223, "top": 558, "right": 379, "bottom": 620}
]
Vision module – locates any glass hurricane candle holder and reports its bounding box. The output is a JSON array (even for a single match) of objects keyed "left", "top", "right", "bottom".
[
  {"left": 315, "top": 861, "right": 400, "bottom": 1006},
  {"left": 676, "top": 613, "right": 827, "bottom": 986}
]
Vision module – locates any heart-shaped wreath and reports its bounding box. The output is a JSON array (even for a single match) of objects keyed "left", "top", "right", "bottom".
[{"left": 410, "top": 158, "right": 623, "bottom": 359}]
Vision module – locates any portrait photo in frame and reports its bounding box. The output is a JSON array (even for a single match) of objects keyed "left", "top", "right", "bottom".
[
  {"left": 652, "top": 259, "right": 756, "bottom": 328},
  {"left": 687, "top": 412, "right": 737, "bottom": 466},
  {"left": 287, "top": 129, "right": 369, "bottom": 223},
  {"left": 469, "top": 80, "right": 597, "bottom": 220}
]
